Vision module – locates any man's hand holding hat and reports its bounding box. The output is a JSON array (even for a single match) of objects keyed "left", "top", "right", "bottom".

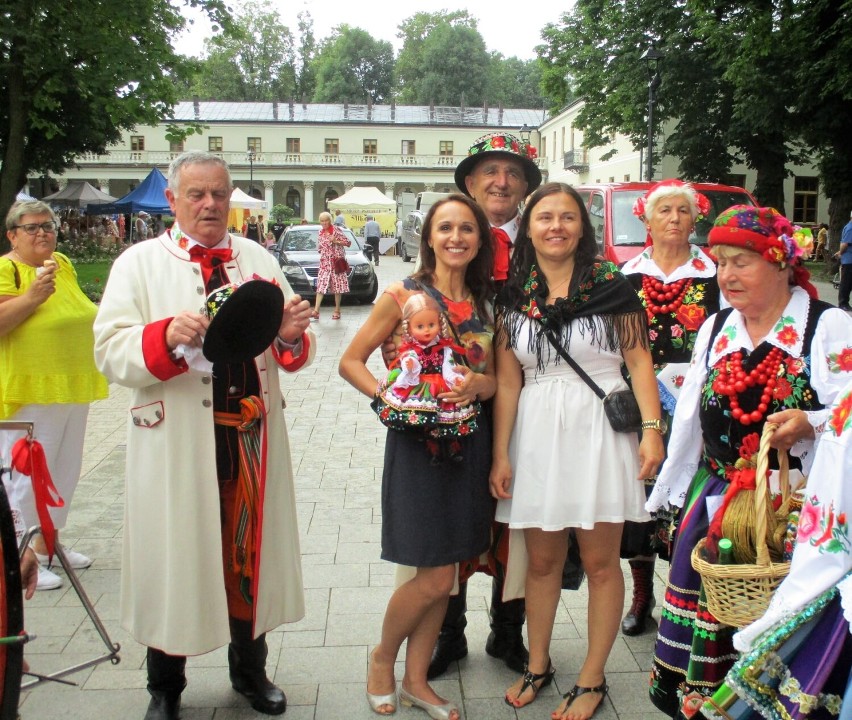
[{"left": 279, "top": 295, "right": 312, "bottom": 344}]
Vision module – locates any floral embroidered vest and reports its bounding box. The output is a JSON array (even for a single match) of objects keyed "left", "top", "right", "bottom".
[{"left": 700, "top": 300, "right": 831, "bottom": 475}]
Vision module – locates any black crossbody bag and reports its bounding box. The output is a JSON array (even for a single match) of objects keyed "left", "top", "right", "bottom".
[{"left": 543, "top": 328, "right": 642, "bottom": 433}]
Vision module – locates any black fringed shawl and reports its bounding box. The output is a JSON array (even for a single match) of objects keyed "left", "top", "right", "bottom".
[{"left": 496, "top": 261, "right": 648, "bottom": 373}]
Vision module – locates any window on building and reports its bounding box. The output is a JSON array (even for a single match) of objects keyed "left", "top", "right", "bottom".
[
  {"left": 363, "top": 139, "right": 377, "bottom": 155},
  {"left": 402, "top": 140, "right": 416, "bottom": 155},
  {"left": 624, "top": 174, "right": 630, "bottom": 182},
  {"left": 793, "top": 176, "right": 819, "bottom": 224},
  {"left": 169, "top": 139, "right": 184, "bottom": 154},
  {"left": 209, "top": 136, "right": 223, "bottom": 152},
  {"left": 131, "top": 136, "right": 145, "bottom": 152},
  {"left": 247, "top": 137, "right": 262, "bottom": 153},
  {"left": 561, "top": 127, "right": 565, "bottom": 155},
  {"left": 286, "top": 138, "right": 300, "bottom": 153},
  {"left": 439, "top": 141, "right": 454, "bottom": 156},
  {"left": 726, "top": 174, "right": 747, "bottom": 188},
  {"left": 541, "top": 136, "right": 547, "bottom": 159},
  {"left": 286, "top": 187, "right": 301, "bottom": 216},
  {"left": 552, "top": 132, "right": 556, "bottom": 160},
  {"left": 325, "top": 138, "right": 339, "bottom": 154}
]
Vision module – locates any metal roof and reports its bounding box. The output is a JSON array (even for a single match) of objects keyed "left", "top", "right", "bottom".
[{"left": 170, "top": 101, "right": 547, "bottom": 127}]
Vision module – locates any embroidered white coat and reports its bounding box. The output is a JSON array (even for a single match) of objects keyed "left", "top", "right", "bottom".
[{"left": 94, "top": 232, "right": 315, "bottom": 655}]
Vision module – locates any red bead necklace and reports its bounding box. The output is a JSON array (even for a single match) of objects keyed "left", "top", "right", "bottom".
[
  {"left": 641, "top": 276, "right": 692, "bottom": 319},
  {"left": 712, "top": 347, "right": 786, "bottom": 425}
]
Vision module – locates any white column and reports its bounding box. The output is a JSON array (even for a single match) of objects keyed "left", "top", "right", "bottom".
[
  {"left": 304, "top": 181, "right": 315, "bottom": 221},
  {"left": 264, "top": 180, "right": 274, "bottom": 209}
]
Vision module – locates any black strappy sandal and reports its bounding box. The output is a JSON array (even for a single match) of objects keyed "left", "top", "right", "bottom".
[
  {"left": 555, "top": 677, "right": 608, "bottom": 719},
  {"left": 504, "top": 662, "right": 556, "bottom": 708}
]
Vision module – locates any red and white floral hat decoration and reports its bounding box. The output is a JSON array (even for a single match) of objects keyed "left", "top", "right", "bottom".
[{"left": 455, "top": 132, "right": 542, "bottom": 196}]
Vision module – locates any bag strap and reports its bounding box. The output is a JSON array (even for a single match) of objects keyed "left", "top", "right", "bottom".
[{"left": 543, "top": 328, "right": 606, "bottom": 400}]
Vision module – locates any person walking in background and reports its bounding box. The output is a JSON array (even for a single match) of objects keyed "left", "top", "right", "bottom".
[
  {"left": 0, "top": 201, "right": 108, "bottom": 591},
  {"left": 364, "top": 214, "right": 381, "bottom": 266},
  {"left": 311, "top": 211, "right": 351, "bottom": 322},
  {"left": 339, "top": 194, "right": 496, "bottom": 719},
  {"left": 836, "top": 209, "right": 852, "bottom": 310},
  {"left": 491, "top": 183, "right": 664, "bottom": 719},
  {"left": 94, "top": 151, "right": 316, "bottom": 719},
  {"left": 333, "top": 209, "right": 346, "bottom": 227},
  {"left": 134, "top": 212, "right": 148, "bottom": 243},
  {"left": 618, "top": 180, "right": 722, "bottom": 637},
  {"left": 243, "top": 215, "right": 260, "bottom": 243}
]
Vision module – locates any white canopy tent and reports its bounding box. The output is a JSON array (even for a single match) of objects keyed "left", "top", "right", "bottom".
[
  {"left": 328, "top": 187, "right": 396, "bottom": 251},
  {"left": 228, "top": 188, "right": 269, "bottom": 232},
  {"left": 230, "top": 188, "right": 268, "bottom": 210}
]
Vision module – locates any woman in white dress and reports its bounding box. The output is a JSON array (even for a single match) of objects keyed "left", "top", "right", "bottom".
[{"left": 490, "top": 183, "right": 665, "bottom": 720}]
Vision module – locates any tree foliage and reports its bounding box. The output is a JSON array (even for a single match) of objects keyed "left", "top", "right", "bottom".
[
  {"left": 189, "top": 0, "right": 296, "bottom": 101},
  {"left": 0, "top": 0, "right": 233, "bottom": 235},
  {"left": 537, "top": 0, "right": 817, "bottom": 206},
  {"left": 394, "top": 10, "right": 478, "bottom": 103},
  {"left": 295, "top": 11, "right": 317, "bottom": 102},
  {"left": 488, "top": 56, "right": 546, "bottom": 109},
  {"left": 407, "top": 24, "right": 492, "bottom": 106},
  {"left": 311, "top": 25, "right": 394, "bottom": 103}
]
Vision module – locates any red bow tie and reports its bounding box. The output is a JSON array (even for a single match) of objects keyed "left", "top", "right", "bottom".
[{"left": 189, "top": 244, "right": 233, "bottom": 269}]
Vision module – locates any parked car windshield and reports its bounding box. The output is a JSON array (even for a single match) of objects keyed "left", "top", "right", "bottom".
[
  {"left": 610, "top": 189, "right": 755, "bottom": 247},
  {"left": 281, "top": 226, "right": 362, "bottom": 252}
]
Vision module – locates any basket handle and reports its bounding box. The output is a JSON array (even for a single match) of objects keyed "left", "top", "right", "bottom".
[{"left": 754, "top": 422, "right": 789, "bottom": 566}]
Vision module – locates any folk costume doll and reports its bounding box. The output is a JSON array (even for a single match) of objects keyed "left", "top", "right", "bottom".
[{"left": 374, "top": 293, "right": 478, "bottom": 462}]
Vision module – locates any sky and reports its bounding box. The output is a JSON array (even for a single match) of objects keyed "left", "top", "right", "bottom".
[{"left": 176, "top": 1, "right": 568, "bottom": 61}]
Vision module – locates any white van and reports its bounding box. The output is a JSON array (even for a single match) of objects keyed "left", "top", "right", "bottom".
[{"left": 400, "top": 192, "right": 451, "bottom": 262}]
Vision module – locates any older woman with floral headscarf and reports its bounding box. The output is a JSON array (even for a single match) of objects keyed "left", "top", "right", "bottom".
[
  {"left": 618, "top": 180, "right": 723, "bottom": 638},
  {"left": 645, "top": 205, "right": 852, "bottom": 718}
]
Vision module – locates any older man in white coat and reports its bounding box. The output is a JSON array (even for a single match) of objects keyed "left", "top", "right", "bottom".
[{"left": 94, "top": 151, "right": 315, "bottom": 719}]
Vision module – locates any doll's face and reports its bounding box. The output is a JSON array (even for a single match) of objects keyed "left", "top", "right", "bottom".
[{"left": 408, "top": 308, "right": 441, "bottom": 345}]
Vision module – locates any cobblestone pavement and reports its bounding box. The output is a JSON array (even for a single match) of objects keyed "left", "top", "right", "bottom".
[{"left": 17, "top": 255, "right": 838, "bottom": 719}]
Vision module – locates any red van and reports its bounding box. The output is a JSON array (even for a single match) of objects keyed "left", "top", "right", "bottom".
[{"left": 574, "top": 182, "right": 757, "bottom": 265}]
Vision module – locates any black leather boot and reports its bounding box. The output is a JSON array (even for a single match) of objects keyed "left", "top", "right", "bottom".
[
  {"left": 427, "top": 582, "right": 468, "bottom": 680},
  {"left": 144, "top": 648, "right": 186, "bottom": 720},
  {"left": 622, "top": 559, "right": 657, "bottom": 636},
  {"left": 229, "top": 619, "right": 287, "bottom": 715},
  {"left": 485, "top": 575, "right": 528, "bottom": 673}
]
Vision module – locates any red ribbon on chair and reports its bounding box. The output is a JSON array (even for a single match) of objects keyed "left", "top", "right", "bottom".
[{"left": 10, "top": 437, "right": 65, "bottom": 558}]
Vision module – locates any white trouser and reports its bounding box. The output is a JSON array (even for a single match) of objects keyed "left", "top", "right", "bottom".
[{"left": 0, "top": 403, "right": 89, "bottom": 532}]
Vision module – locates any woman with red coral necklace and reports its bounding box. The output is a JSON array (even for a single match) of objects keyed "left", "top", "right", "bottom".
[
  {"left": 645, "top": 205, "right": 852, "bottom": 718},
  {"left": 620, "top": 180, "right": 723, "bottom": 638}
]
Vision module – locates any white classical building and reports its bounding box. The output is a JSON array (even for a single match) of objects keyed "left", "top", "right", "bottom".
[
  {"left": 37, "top": 99, "right": 827, "bottom": 225},
  {"left": 36, "top": 101, "right": 547, "bottom": 221}
]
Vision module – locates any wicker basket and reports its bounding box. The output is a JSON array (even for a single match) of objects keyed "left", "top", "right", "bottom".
[{"left": 690, "top": 423, "right": 792, "bottom": 628}]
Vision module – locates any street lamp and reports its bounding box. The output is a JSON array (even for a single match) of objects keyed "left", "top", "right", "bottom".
[
  {"left": 519, "top": 124, "right": 531, "bottom": 144},
  {"left": 641, "top": 47, "right": 664, "bottom": 182},
  {"left": 247, "top": 148, "right": 256, "bottom": 197}
]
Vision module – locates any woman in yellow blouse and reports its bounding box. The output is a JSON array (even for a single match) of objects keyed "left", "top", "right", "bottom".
[{"left": 0, "top": 201, "right": 108, "bottom": 590}]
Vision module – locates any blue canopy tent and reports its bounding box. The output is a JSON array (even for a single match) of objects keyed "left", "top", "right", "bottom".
[{"left": 86, "top": 168, "right": 170, "bottom": 215}]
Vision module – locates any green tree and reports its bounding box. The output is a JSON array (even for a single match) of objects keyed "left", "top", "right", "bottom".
[
  {"left": 488, "top": 56, "right": 546, "bottom": 109},
  {"left": 0, "top": 0, "right": 232, "bottom": 236},
  {"left": 538, "top": 0, "right": 800, "bottom": 205},
  {"left": 785, "top": 0, "right": 852, "bottom": 250},
  {"left": 295, "top": 10, "right": 317, "bottom": 102},
  {"left": 401, "top": 24, "right": 492, "bottom": 106},
  {"left": 189, "top": 0, "right": 296, "bottom": 101},
  {"left": 395, "top": 10, "right": 477, "bottom": 103},
  {"left": 311, "top": 25, "right": 393, "bottom": 103}
]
